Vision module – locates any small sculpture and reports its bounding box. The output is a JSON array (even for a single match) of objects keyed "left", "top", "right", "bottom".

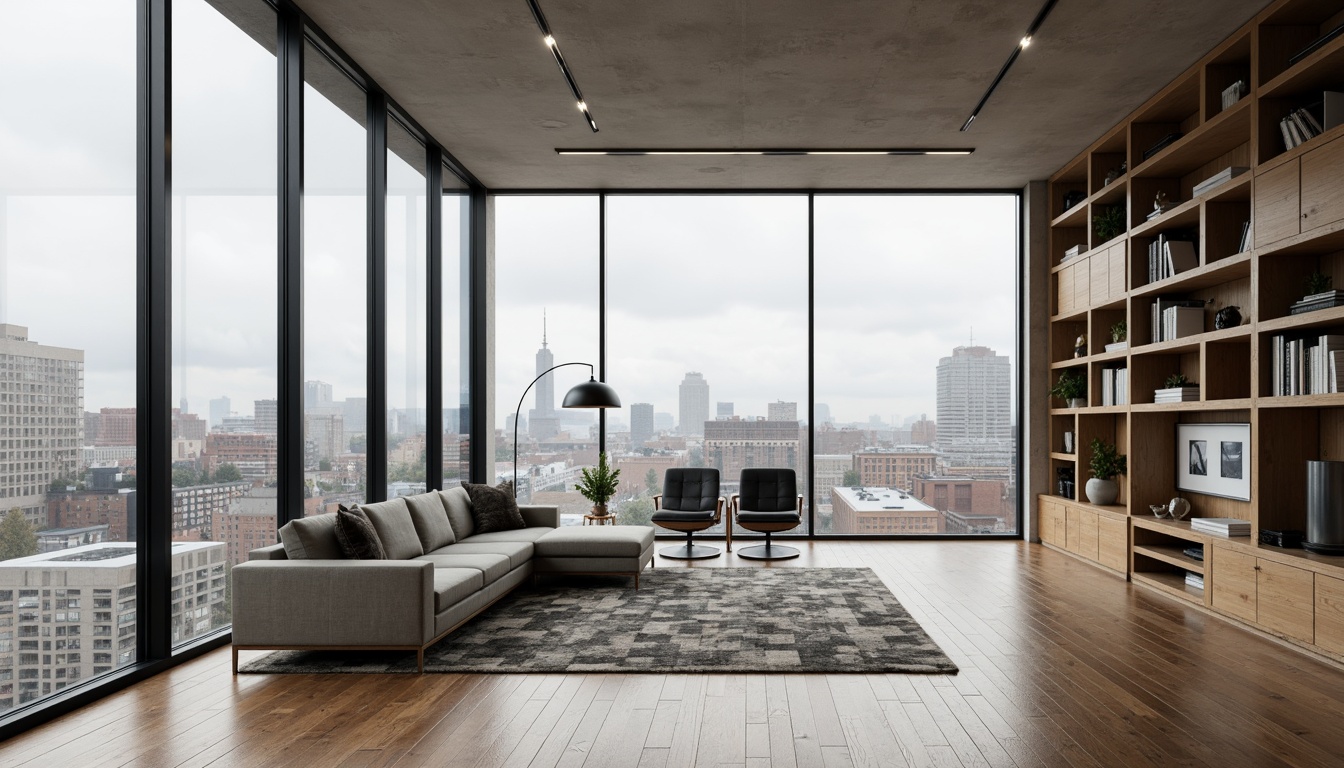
[
  {"left": 1153, "top": 191, "right": 1175, "bottom": 215},
  {"left": 1214, "top": 305, "right": 1242, "bottom": 330},
  {"left": 1074, "top": 333, "right": 1087, "bottom": 358},
  {"left": 1168, "top": 496, "right": 1191, "bottom": 521}
]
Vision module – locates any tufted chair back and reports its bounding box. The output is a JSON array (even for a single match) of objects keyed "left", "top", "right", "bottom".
[
  {"left": 661, "top": 468, "right": 721, "bottom": 512},
  {"left": 738, "top": 468, "right": 798, "bottom": 512}
]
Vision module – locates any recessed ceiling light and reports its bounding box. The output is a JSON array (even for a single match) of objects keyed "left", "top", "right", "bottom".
[
  {"left": 961, "top": 0, "right": 1058, "bottom": 131},
  {"left": 554, "top": 148, "right": 975, "bottom": 157},
  {"left": 527, "top": 0, "right": 597, "bottom": 133}
]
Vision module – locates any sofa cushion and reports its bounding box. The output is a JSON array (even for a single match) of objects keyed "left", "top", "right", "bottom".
[
  {"left": 334, "top": 505, "right": 387, "bottom": 560},
  {"left": 462, "top": 527, "right": 554, "bottom": 545},
  {"left": 405, "top": 492, "right": 455, "bottom": 552},
  {"left": 361, "top": 498, "right": 424, "bottom": 560},
  {"left": 439, "top": 486, "right": 475, "bottom": 540},
  {"left": 433, "top": 540, "right": 534, "bottom": 570},
  {"left": 464, "top": 482, "right": 527, "bottom": 534},
  {"left": 534, "top": 526, "right": 654, "bottom": 559},
  {"left": 277, "top": 513, "right": 343, "bottom": 560},
  {"left": 418, "top": 553, "right": 512, "bottom": 585},
  {"left": 432, "top": 568, "right": 485, "bottom": 614}
]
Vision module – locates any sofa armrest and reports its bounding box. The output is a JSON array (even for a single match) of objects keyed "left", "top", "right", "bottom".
[
  {"left": 232, "top": 560, "right": 433, "bottom": 647},
  {"left": 249, "top": 543, "right": 287, "bottom": 561},
  {"left": 519, "top": 504, "right": 560, "bottom": 529}
]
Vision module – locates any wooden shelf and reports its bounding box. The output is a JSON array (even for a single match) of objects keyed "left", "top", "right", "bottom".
[
  {"left": 1049, "top": 452, "right": 1077, "bottom": 462},
  {"left": 1131, "top": 516, "right": 1205, "bottom": 541},
  {"left": 1131, "top": 570, "right": 1204, "bottom": 604},
  {"left": 1130, "top": 398, "right": 1254, "bottom": 412},
  {"left": 1093, "top": 176, "right": 1128, "bottom": 207},
  {"left": 1130, "top": 325, "right": 1252, "bottom": 357},
  {"left": 1134, "top": 543, "right": 1206, "bottom": 573},
  {"left": 1258, "top": 304, "right": 1344, "bottom": 333},
  {"left": 1051, "top": 201, "right": 1089, "bottom": 229},
  {"left": 1131, "top": 251, "right": 1252, "bottom": 298},
  {"left": 1257, "top": 393, "right": 1344, "bottom": 409},
  {"left": 1132, "top": 197, "right": 1202, "bottom": 237},
  {"left": 1259, "top": 33, "right": 1344, "bottom": 100},
  {"left": 1132, "top": 99, "right": 1252, "bottom": 179},
  {"left": 1051, "top": 348, "right": 1128, "bottom": 369}
]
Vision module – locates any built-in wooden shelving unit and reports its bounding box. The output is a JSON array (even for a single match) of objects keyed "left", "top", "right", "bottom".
[{"left": 1040, "top": 0, "right": 1344, "bottom": 665}]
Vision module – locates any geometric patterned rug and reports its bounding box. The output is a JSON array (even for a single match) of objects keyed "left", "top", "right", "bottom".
[{"left": 237, "top": 567, "right": 957, "bottom": 675}]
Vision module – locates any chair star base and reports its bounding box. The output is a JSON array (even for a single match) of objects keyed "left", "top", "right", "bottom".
[
  {"left": 658, "top": 542, "right": 722, "bottom": 560},
  {"left": 735, "top": 542, "right": 800, "bottom": 561}
]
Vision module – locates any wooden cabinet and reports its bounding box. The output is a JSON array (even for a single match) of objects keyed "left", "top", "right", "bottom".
[
  {"left": 1065, "top": 506, "right": 1082, "bottom": 553},
  {"left": 1210, "top": 546, "right": 1314, "bottom": 643},
  {"left": 1107, "top": 242, "right": 1125, "bottom": 298},
  {"left": 1039, "top": 498, "right": 1066, "bottom": 547},
  {"left": 1097, "top": 516, "right": 1127, "bottom": 572},
  {"left": 1253, "top": 160, "right": 1300, "bottom": 247},
  {"left": 1089, "top": 255, "right": 1109, "bottom": 307},
  {"left": 1316, "top": 573, "right": 1344, "bottom": 656},
  {"left": 1300, "top": 134, "right": 1344, "bottom": 234},
  {"left": 1077, "top": 509, "right": 1100, "bottom": 560},
  {"left": 1038, "top": 496, "right": 1124, "bottom": 575}
]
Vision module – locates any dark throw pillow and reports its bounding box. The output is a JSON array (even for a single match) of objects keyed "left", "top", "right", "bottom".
[
  {"left": 464, "top": 481, "right": 526, "bottom": 534},
  {"left": 334, "top": 504, "right": 387, "bottom": 559}
]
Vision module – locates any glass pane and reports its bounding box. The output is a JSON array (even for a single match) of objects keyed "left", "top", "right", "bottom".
[
  {"left": 605, "top": 196, "right": 810, "bottom": 533},
  {"left": 385, "top": 118, "right": 427, "bottom": 498},
  {"left": 815, "top": 195, "right": 1019, "bottom": 535},
  {"left": 442, "top": 170, "right": 469, "bottom": 487},
  {"left": 493, "top": 197, "right": 599, "bottom": 521},
  {"left": 0, "top": 0, "right": 137, "bottom": 711},
  {"left": 170, "top": 0, "right": 277, "bottom": 644},
  {"left": 303, "top": 41, "right": 367, "bottom": 512}
]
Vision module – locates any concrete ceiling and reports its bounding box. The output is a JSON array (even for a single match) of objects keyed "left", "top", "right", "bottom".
[{"left": 298, "top": 0, "right": 1271, "bottom": 190}]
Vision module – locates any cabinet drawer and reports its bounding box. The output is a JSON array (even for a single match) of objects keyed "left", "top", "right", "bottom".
[
  {"left": 1301, "top": 134, "right": 1344, "bottom": 234},
  {"left": 1253, "top": 160, "right": 1300, "bottom": 248},
  {"left": 1077, "top": 509, "right": 1099, "bottom": 561},
  {"left": 1316, "top": 573, "right": 1344, "bottom": 656},
  {"left": 1097, "top": 516, "right": 1127, "bottom": 572},
  {"left": 1257, "top": 560, "right": 1314, "bottom": 644},
  {"left": 1210, "top": 546, "right": 1257, "bottom": 623}
]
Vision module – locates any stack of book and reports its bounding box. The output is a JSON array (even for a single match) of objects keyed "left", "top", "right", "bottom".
[
  {"left": 1277, "top": 93, "right": 1342, "bottom": 150},
  {"left": 1104, "top": 340, "right": 1128, "bottom": 353},
  {"left": 1182, "top": 544, "right": 1204, "bottom": 561},
  {"left": 1290, "top": 289, "right": 1344, "bottom": 315},
  {"left": 1062, "top": 243, "right": 1086, "bottom": 263},
  {"left": 1269, "top": 333, "right": 1344, "bottom": 396},
  {"left": 1192, "top": 166, "right": 1248, "bottom": 198},
  {"left": 1146, "top": 234, "right": 1197, "bottom": 284},
  {"left": 1191, "top": 517, "right": 1252, "bottom": 537},
  {"left": 1153, "top": 386, "right": 1199, "bottom": 403},
  {"left": 1150, "top": 298, "right": 1207, "bottom": 344},
  {"left": 1236, "top": 220, "right": 1251, "bottom": 254},
  {"left": 1221, "top": 80, "right": 1247, "bottom": 111},
  {"left": 1100, "top": 367, "right": 1128, "bottom": 406},
  {"left": 1185, "top": 572, "right": 1205, "bottom": 591}
]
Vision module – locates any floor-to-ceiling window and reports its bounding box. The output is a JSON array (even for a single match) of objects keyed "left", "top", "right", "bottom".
[
  {"left": 815, "top": 195, "right": 1019, "bottom": 535},
  {"left": 442, "top": 170, "right": 471, "bottom": 487},
  {"left": 0, "top": 0, "right": 138, "bottom": 711},
  {"left": 385, "top": 118, "right": 427, "bottom": 498},
  {"left": 170, "top": 0, "right": 278, "bottom": 642},
  {"left": 604, "top": 196, "right": 810, "bottom": 531},
  {"left": 302, "top": 42, "right": 368, "bottom": 513},
  {"left": 493, "top": 196, "right": 599, "bottom": 520}
]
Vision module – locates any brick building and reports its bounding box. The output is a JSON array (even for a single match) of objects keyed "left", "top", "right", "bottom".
[
  {"left": 703, "top": 417, "right": 800, "bottom": 483},
  {"left": 852, "top": 448, "right": 940, "bottom": 492},
  {"left": 831, "top": 486, "right": 943, "bottom": 534},
  {"left": 211, "top": 486, "right": 278, "bottom": 567},
  {"left": 45, "top": 490, "right": 135, "bottom": 541},
  {"left": 202, "top": 433, "right": 277, "bottom": 483}
]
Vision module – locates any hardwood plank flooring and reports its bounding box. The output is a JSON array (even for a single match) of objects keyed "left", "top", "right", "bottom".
[{"left": 6, "top": 541, "right": 1344, "bottom": 767}]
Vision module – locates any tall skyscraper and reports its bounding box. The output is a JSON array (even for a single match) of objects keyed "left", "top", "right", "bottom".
[
  {"left": 768, "top": 401, "right": 798, "bottom": 421},
  {"left": 0, "top": 325, "right": 84, "bottom": 527},
  {"left": 208, "top": 396, "right": 231, "bottom": 430},
  {"left": 814, "top": 403, "right": 832, "bottom": 425},
  {"left": 304, "top": 380, "right": 333, "bottom": 411},
  {"left": 254, "top": 399, "right": 278, "bottom": 435},
  {"left": 678, "top": 372, "right": 710, "bottom": 436},
  {"left": 935, "top": 345, "right": 1011, "bottom": 444},
  {"left": 630, "top": 403, "right": 654, "bottom": 449},
  {"left": 528, "top": 315, "right": 559, "bottom": 440},
  {"left": 716, "top": 402, "right": 734, "bottom": 419}
]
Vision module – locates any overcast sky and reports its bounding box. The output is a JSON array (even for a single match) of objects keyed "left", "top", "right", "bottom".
[{"left": 2, "top": 0, "right": 1016, "bottom": 434}]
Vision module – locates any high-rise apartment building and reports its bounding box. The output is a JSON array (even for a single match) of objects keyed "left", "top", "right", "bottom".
[
  {"left": 0, "top": 325, "right": 84, "bottom": 527},
  {"left": 171, "top": 482, "right": 250, "bottom": 540},
  {"left": 95, "top": 408, "right": 136, "bottom": 447},
  {"left": 203, "top": 433, "right": 277, "bottom": 482},
  {"left": 703, "top": 417, "right": 798, "bottom": 481},
  {"left": 305, "top": 412, "right": 346, "bottom": 464},
  {"left": 852, "top": 448, "right": 940, "bottom": 492},
  {"left": 172, "top": 409, "right": 208, "bottom": 441},
  {"left": 528, "top": 320, "right": 559, "bottom": 440},
  {"left": 678, "top": 372, "right": 709, "bottom": 436},
  {"left": 208, "top": 396, "right": 231, "bottom": 430},
  {"left": 935, "top": 345, "right": 1011, "bottom": 445},
  {"left": 254, "top": 399, "right": 278, "bottom": 435},
  {"left": 212, "top": 487, "right": 278, "bottom": 567},
  {"left": 46, "top": 490, "right": 135, "bottom": 542},
  {"left": 910, "top": 415, "right": 937, "bottom": 446},
  {"left": 303, "top": 380, "right": 333, "bottom": 411},
  {"left": 767, "top": 401, "right": 798, "bottom": 422},
  {"left": 629, "top": 403, "right": 654, "bottom": 449}
]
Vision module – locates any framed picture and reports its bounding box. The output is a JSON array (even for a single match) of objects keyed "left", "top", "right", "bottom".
[{"left": 1176, "top": 422, "right": 1251, "bottom": 501}]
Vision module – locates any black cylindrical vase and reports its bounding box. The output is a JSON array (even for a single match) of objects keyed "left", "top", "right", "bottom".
[{"left": 1305, "top": 460, "right": 1344, "bottom": 555}]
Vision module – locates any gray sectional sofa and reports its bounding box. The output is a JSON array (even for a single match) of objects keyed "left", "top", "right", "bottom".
[{"left": 231, "top": 487, "right": 654, "bottom": 672}]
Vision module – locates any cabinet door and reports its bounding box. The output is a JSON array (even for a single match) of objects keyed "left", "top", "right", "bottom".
[
  {"left": 1057, "top": 266, "right": 1073, "bottom": 314},
  {"left": 1253, "top": 160, "right": 1301, "bottom": 248},
  {"left": 1065, "top": 506, "right": 1082, "bottom": 554},
  {"left": 1301, "top": 134, "right": 1344, "bottom": 233},
  {"left": 1257, "top": 560, "right": 1314, "bottom": 644},
  {"left": 1107, "top": 243, "right": 1126, "bottom": 299},
  {"left": 1078, "top": 509, "right": 1100, "bottom": 561},
  {"left": 1090, "top": 254, "right": 1109, "bottom": 307},
  {"left": 1210, "top": 546, "right": 1258, "bottom": 623},
  {"left": 1097, "top": 516, "right": 1127, "bottom": 572},
  {"left": 1316, "top": 573, "right": 1344, "bottom": 656},
  {"left": 1072, "top": 258, "right": 1091, "bottom": 310},
  {"left": 1039, "top": 498, "right": 1064, "bottom": 546}
]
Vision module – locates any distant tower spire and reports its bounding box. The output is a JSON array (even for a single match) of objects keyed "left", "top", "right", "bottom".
[
  {"left": 969, "top": 326, "right": 974, "bottom": 346},
  {"left": 543, "top": 308, "right": 548, "bottom": 349}
]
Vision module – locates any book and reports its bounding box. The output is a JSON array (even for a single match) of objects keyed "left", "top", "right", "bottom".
[
  {"left": 1289, "top": 295, "right": 1344, "bottom": 315},
  {"left": 1163, "top": 240, "right": 1198, "bottom": 276},
  {"left": 1104, "top": 341, "right": 1128, "bottom": 353},
  {"left": 1162, "top": 305, "right": 1203, "bottom": 340},
  {"left": 1281, "top": 117, "right": 1298, "bottom": 150},
  {"left": 1191, "top": 518, "right": 1251, "bottom": 536},
  {"left": 1288, "top": 20, "right": 1344, "bottom": 66},
  {"left": 1237, "top": 220, "right": 1251, "bottom": 253},
  {"left": 1143, "top": 132, "right": 1182, "bottom": 160},
  {"left": 1150, "top": 298, "right": 1206, "bottom": 344},
  {"left": 1192, "top": 166, "right": 1249, "bottom": 197},
  {"left": 1062, "top": 244, "right": 1086, "bottom": 262},
  {"left": 1182, "top": 545, "right": 1204, "bottom": 561},
  {"left": 1221, "top": 80, "right": 1247, "bottom": 110},
  {"left": 1185, "top": 573, "right": 1205, "bottom": 590}
]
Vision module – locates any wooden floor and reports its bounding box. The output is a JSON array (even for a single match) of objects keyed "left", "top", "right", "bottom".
[{"left": 6, "top": 541, "right": 1344, "bottom": 767}]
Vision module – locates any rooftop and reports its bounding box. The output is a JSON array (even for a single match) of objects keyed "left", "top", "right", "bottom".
[
  {"left": 0, "top": 541, "right": 222, "bottom": 569},
  {"left": 832, "top": 486, "right": 936, "bottom": 513}
]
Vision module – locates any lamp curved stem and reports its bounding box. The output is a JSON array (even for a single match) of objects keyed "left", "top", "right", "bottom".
[{"left": 513, "top": 362, "right": 595, "bottom": 499}]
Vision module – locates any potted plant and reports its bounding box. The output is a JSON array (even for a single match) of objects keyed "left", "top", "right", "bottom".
[
  {"left": 1111, "top": 321, "right": 1126, "bottom": 344},
  {"left": 1050, "top": 370, "right": 1087, "bottom": 408},
  {"left": 1086, "top": 438, "right": 1127, "bottom": 506},
  {"left": 575, "top": 452, "right": 621, "bottom": 516},
  {"left": 1154, "top": 373, "right": 1198, "bottom": 403},
  {"left": 1093, "top": 205, "right": 1126, "bottom": 243}
]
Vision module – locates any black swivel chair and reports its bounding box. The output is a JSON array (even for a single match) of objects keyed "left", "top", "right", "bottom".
[
  {"left": 731, "top": 468, "right": 803, "bottom": 561},
  {"left": 651, "top": 468, "right": 727, "bottom": 560}
]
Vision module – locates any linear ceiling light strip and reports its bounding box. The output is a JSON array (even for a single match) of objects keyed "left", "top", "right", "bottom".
[
  {"left": 960, "top": 0, "right": 1058, "bottom": 131},
  {"left": 526, "top": 0, "right": 598, "bottom": 132},
  {"left": 554, "top": 148, "right": 975, "bottom": 156}
]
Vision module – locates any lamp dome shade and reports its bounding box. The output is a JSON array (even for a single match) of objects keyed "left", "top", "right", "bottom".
[{"left": 562, "top": 378, "right": 621, "bottom": 408}]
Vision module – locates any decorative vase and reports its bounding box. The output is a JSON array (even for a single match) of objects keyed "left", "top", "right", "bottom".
[
  {"left": 1214, "top": 305, "right": 1242, "bottom": 330},
  {"left": 591, "top": 503, "right": 609, "bottom": 517},
  {"left": 1068, "top": 398, "right": 1086, "bottom": 409},
  {"left": 1085, "top": 478, "right": 1118, "bottom": 506}
]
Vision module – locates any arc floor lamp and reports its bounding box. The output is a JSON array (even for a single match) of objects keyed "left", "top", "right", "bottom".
[{"left": 512, "top": 363, "right": 621, "bottom": 499}]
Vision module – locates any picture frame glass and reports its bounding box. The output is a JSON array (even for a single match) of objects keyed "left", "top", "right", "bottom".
[{"left": 1176, "top": 423, "right": 1251, "bottom": 501}]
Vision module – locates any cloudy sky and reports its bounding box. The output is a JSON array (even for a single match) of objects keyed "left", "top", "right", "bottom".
[{"left": 2, "top": 0, "right": 1017, "bottom": 437}]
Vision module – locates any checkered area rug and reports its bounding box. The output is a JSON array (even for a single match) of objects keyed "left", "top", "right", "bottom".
[{"left": 238, "top": 567, "right": 958, "bottom": 674}]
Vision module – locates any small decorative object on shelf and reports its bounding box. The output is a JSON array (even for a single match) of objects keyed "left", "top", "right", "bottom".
[
  {"left": 1214, "top": 305, "right": 1242, "bottom": 330},
  {"left": 1085, "top": 438, "right": 1126, "bottom": 506},
  {"left": 1092, "top": 205, "right": 1125, "bottom": 243},
  {"left": 1050, "top": 369, "right": 1086, "bottom": 408},
  {"left": 1154, "top": 373, "right": 1199, "bottom": 403},
  {"left": 1289, "top": 272, "right": 1344, "bottom": 315},
  {"left": 1220, "top": 80, "right": 1247, "bottom": 111},
  {"left": 1147, "top": 190, "right": 1177, "bottom": 220},
  {"left": 1056, "top": 466, "right": 1075, "bottom": 500},
  {"left": 1105, "top": 321, "right": 1128, "bottom": 353},
  {"left": 1063, "top": 431, "right": 1075, "bottom": 454},
  {"left": 1062, "top": 190, "right": 1086, "bottom": 211},
  {"left": 1168, "top": 496, "right": 1191, "bottom": 521},
  {"left": 575, "top": 451, "right": 620, "bottom": 517},
  {"left": 1103, "top": 161, "right": 1126, "bottom": 185},
  {"left": 1149, "top": 504, "right": 1169, "bottom": 519},
  {"left": 1143, "top": 133, "right": 1181, "bottom": 161},
  {"left": 1074, "top": 333, "right": 1087, "bottom": 358},
  {"left": 1305, "top": 460, "right": 1344, "bottom": 555}
]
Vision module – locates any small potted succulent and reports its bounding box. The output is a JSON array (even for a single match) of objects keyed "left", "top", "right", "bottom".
[
  {"left": 1154, "top": 373, "right": 1198, "bottom": 403},
  {"left": 1086, "top": 438, "right": 1127, "bottom": 506},
  {"left": 575, "top": 452, "right": 621, "bottom": 516},
  {"left": 1050, "top": 369, "right": 1087, "bottom": 409}
]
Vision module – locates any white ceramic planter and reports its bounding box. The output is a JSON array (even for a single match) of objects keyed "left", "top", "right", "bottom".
[{"left": 1085, "top": 478, "right": 1118, "bottom": 506}]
